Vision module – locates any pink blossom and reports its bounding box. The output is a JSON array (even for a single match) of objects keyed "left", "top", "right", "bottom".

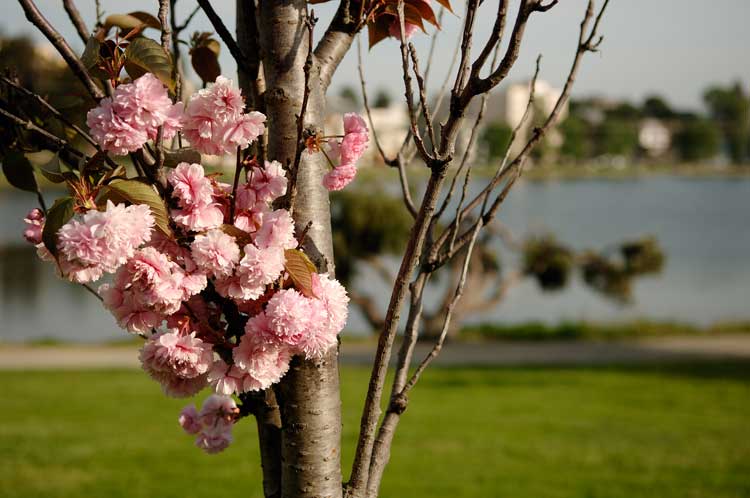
[
  {"left": 179, "top": 405, "right": 202, "bottom": 434},
  {"left": 87, "top": 73, "right": 183, "bottom": 155},
  {"left": 168, "top": 163, "right": 215, "bottom": 208},
  {"left": 56, "top": 201, "right": 154, "bottom": 283},
  {"left": 191, "top": 229, "right": 240, "bottom": 278},
  {"left": 101, "top": 247, "right": 204, "bottom": 333},
  {"left": 229, "top": 243, "right": 285, "bottom": 301},
  {"left": 298, "top": 273, "right": 349, "bottom": 359},
  {"left": 199, "top": 393, "right": 238, "bottom": 427},
  {"left": 265, "top": 289, "right": 324, "bottom": 347},
  {"left": 23, "top": 208, "right": 44, "bottom": 245},
  {"left": 388, "top": 17, "right": 420, "bottom": 39},
  {"left": 254, "top": 209, "right": 296, "bottom": 250},
  {"left": 168, "top": 163, "right": 225, "bottom": 231},
  {"left": 250, "top": 160, "right": 288, "bottom": 203},
  {"left": 322, "top": 164, "right": 357, "bottom": 191},
  {"left": 195, "top": 425, "right": 233, "bottom": 454},
  {"left": 232, "top": 329, "right": 291, "bottom": 390},
  {"left": 112, "top": 73, "right": 183, "bottom": 141},
  {"left": 172, "top": 203, "right": 225, "bottom": 232},
  {"left": 183, "top": 77, "right": 266, "bottom": 155},
  {"left": 140, "top": 328, "right": 213, "bottom": 379},
  {"left": 87, "top": 98, "right": 148, "bottom": 155},
  {"left": 160, "top": 374, "right": 208, "bottom": 398},
  {"left": 217, "top": 111, "right": 266, "bottom": 150}
]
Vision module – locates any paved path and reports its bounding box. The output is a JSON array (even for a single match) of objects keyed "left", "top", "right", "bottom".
[{"left": 1, "top": 335, "right": 749, "bottom": 370}]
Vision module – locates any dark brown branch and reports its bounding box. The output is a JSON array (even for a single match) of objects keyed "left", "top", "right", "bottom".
[
  {"left": 197, "top": 0, "right": 252, "bottom": 75},
  {"left": 62, "top": 0, "right": 89, "bottom": 44},
  {"left": 0, "top": 75, "right": 96, "bottom": 147},
  {"left": 469, "top": 0, "right": 508, "bottom": 81},
  {"left": 395, "top": 2, "right": 432, "bottom": 165},
  {"left": 408, "top": 43, "right": 437, "bottom": 156},
  {"left": 17, "top": 0, "right": 104, "bottom": 101},
  {"left": 0, "top": 105, "right": 86, "bottom": 160},
  {"left": 347, "top": 165, "right": 449, "bottom": 497},
  {"left": 436, "top": 0, "right": 610, "bottom": 267}
]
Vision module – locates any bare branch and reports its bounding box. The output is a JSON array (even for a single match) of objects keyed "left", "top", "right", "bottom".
[
  {"left": 16, "top": 0, "right": 104, "bottom": 101},
  {"left": 395, "top": 1, "right": 432, "bottom": 165},
  {"left": 356, "top": 36, "right": 388, "bottom": 163},
  {"left": 62, "top": 0, "right": 89, "bottom": 44},
  {"left": 402, "top": 201, "right": 485, "bottom": 394},
  {"left": 0, "top": 105, "right": 86, "bottom": 160},
  {"left": 196, "top": 0, "right": 252, "bottom": 75},
  {"left": 408, "top": 43, "right": 437, "bottom": 156},
  {"left": 157, "top": 0, "right": 171, "bottom": 52}
]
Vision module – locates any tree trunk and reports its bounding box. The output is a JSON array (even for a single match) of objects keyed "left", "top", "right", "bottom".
[{"left": 253, "top": 1, "right": 343, "bottom": 497}]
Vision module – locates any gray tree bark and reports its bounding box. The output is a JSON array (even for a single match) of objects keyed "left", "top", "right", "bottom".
[{"left": 255, "top": 2, "right": 343, "bottom": 497}]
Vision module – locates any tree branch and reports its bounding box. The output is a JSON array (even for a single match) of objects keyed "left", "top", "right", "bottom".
[
  {"left": 62, "top": 0, "right": 89, "bottom": 44},
  {"left": 197, "top": 0, "right": 252, "bottom": 75},
  {"left": 16, "top": 0, "right": 104, "bottom": 101}
]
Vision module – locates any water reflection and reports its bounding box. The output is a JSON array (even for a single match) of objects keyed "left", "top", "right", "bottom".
[{"left": 1, "top": 176, "right": 749, "bottom": 342}]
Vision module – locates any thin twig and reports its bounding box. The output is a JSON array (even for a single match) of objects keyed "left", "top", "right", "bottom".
[
  {"left": 395, "top": 1, "right": 432, "bottom": 165},
  {"left": 82, "top": 283, "right": 103, "bottom": 302},
  {"left": 196, "top": 0, "right": 252, "bottom": 75},
  {"left": 62, "top": 0, "right": 89, "bottom": 44},
  {"left": 0, "top": 106, "right": 86, "bottom": 160},
  {"left": 287, "top": 9, "right": 316, "bottom": 215}
]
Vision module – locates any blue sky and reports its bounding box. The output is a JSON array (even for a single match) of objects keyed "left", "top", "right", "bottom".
[{"left": 2, "top": 0, "right": 748, "bottom": 111}]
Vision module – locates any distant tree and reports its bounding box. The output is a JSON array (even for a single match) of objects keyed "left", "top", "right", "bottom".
[
  {"left": 704, "top": 82, "right": 750, "bottom": 164},
  {"left": 332, "top": 188, "right": 665, "bottom": 339},
  {"left": 560, "top": 115, "right": 591, "bottom": 160},
  {"left": 338, "top": 85, "right": 359, "bottom": 107},
  {"left": 373, "top": 88, "right": 391, "bottom": 108},
  {"left": 673, "top": 118, "right": 721, "bottom": 162},
  {"left": 594, "top": 119, "right": 638, "bottom": 157},
  {"left": 605, "top": 102, "right": 641, "bottom": 121},
  {"left": 479, "top": 122, "right": 513, "bottom": 161},
  {"left": 642, "top": 95, "right": 675, "bottom": 119}
]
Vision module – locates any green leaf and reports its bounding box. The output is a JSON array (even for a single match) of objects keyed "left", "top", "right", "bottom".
[
  {"left": 35, "top": 154, "right": 72, "bottom": 184},
  {"left": 101, "top": 179, "right": 172, "bottom": 236},
  {"left": 2, "top": 151, "right": 38, "bottom": 192},
  {"left": 284, "top": 249, "right": 317, "bottom": 297},
  {"left": 219, "top": 224, "right": 253, "bottom": 248},
  {"left": 80, "top": 36, "right": 109, "bottom": 79},
  {"left": 42, "top": 197, "right": 75, "bottom": 256},
  {"left": 124, "top": 37, "right": 174, "bottom": 91},
  {"left": 163, "top": 148, "right": 201, "bottom": 168},
  {"left": 191, "top": 45, "right": 221, "bottom": 83},
  {"left": 126, "top": 11, "right": 162, "bottom": 30}
]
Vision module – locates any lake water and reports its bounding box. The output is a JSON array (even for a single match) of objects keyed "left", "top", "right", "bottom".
[{"left": 1, "top": 176, "right": 749, "bottom": 342}]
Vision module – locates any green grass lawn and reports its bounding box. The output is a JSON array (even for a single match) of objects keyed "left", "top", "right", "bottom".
[{"left": 1, "top": 363, "right": 749, "bottom": 498}]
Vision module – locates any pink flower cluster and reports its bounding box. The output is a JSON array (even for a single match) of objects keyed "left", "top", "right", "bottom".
[
  {"left": 140, "top": 327, "right": 213, "bottom": 397},
  {"left": 87, "top": 73, "right": 183, "bottom": 155},
  {"left": 100, "top": 246, "right": 206, "bottom": 334},
  {"left": 322, "top": 113, "right": 370, "bottom": 191},
  {"left": 56, "top": 201, "right": 154, "bottom": 283},
  {"left": 182, "top": 76, "right": 266, "bottom": 155},
  {"left": 168, "top": 162, "right": 224, "bottom": 231},
  {"left": 179, "top": 395, "right": 238, "bottom": 453},
  {"left": 25, "top": 69, "right": 361, "bottom": 455},
  {"left": 23, "top": 208, "right": 44, "bottom": 245}
]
